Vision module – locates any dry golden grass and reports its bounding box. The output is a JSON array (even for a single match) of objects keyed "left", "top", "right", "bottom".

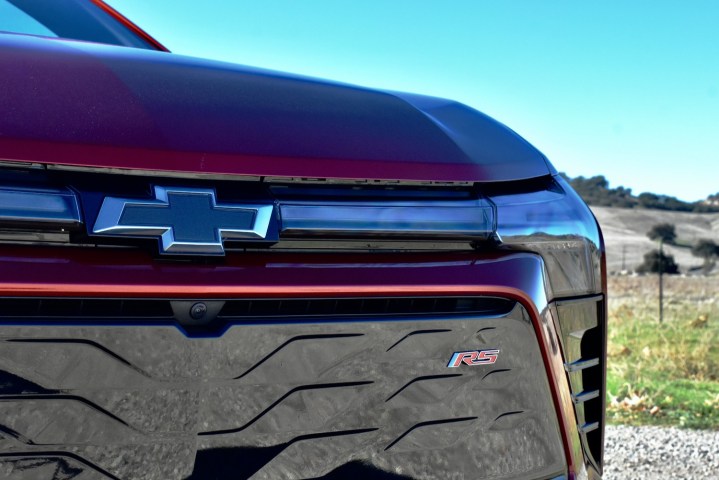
[{"left": 610, "top": 275, "right": 719, "bottom": 302}]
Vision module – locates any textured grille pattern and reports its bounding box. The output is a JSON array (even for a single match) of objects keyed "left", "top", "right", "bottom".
[
  {"left": 0, "top": 301, "right": 566, "bottom": 479},
  {"left": 219, "top": 297, "right": 514, "bottom": 319},
  {"left": 0, "top": 297, "right": 515, "bottom": 337},
  {"left": 0, "top": 299, "right": 173, "bottom": 318},
  {"left": 0, "top": 297, "right": 512, "bottom": 320},
  {"left": 556, "top": 296, "right": 605, "bottom": 470}
]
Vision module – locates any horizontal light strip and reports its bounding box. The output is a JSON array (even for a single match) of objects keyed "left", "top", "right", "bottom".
[
  {"left": 279, "top": 200, "right": 494, "bottom": 239},
  {"left": 0, "top": 186, "right": 81, "bottom": 228},
  {"left": 0, "top": 184, "right": 496, "bottom": 245}
]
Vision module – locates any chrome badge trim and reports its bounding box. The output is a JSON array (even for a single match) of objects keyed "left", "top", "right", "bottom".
[
  {"left": 92, "top": 186, "right": 274, "bottom": 255},
  {"left": 0, "top": 185, "right": 81, "bottom": 228},
  {"left": 447, "top": 349, "right": 500, "bottom": 367}
]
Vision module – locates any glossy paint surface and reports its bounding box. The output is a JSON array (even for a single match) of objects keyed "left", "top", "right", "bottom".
[
  {"left": 0, "top": 248, "right": 547, "bottom": 301},
  {"left": 492, "top": 175, "right": 604, "bottom": 298},
  {"left": 0, "top": 33, "right": 552, "bottom": 182},
  {"left": 0, "top": 307, "right": 565, "bottom": 479},
  {"left": 0, "top": 250, "right": 573, "bottom": 479}
]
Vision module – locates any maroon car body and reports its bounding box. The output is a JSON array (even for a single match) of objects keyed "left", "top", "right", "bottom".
[
  {"left": 0, "top": 2, "right": 606, "bottom": 479},
  {"left": 0, "top": 31, "right": 554, "bottom": 183}
]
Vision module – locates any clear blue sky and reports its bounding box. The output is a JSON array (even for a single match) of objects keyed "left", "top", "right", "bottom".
[{"left": 109, "top": 0, "right": 718, "bottom": 202}]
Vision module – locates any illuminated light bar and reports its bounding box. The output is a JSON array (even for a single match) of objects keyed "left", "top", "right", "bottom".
[
  {"left": 0, "top": 185, "right": 81, "bottom": 228},
  {"left": 0, "top": 183, "right": 497, "bottom": 245},
  {"left": 279, "top": 199, "right": 495, "bottom": 239}
]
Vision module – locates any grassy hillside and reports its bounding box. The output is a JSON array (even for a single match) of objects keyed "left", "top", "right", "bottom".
[
  {"left": 607, "top": 276, "right": 719, "bottom": 428},
  {"left": 586, "top": 182, "right": 719, "bottom": 428}
]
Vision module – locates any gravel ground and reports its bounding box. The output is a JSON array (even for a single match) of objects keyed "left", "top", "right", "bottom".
[{"left": 604, "top": 425, "right": 719, "bottom": 479}]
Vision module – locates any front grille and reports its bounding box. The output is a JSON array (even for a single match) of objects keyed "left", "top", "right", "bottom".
[
  {"left": 218, "top": 297, "right": 513, "bottom": 319},
  {"left": 555, "top": 295, "right": 605, "bottom": 471},
  {"left": 0, "top": 299, "right": 173, "bottom": 318},
  {"left": 0, "top": 296, "right": 515, "bottom": 335},
  {"left": 0, "top": 302, "right": 565, "bottom": 480},
  {"left": 578, "top": 321, "right": 604, "bottom": 467}
]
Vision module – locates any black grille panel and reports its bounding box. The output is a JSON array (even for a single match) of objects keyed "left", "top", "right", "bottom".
[
  {"left": 0, "top": 303, "right": 566, "bottom": 480},
  {"left": 0, "top": 297, "right": 513, "bottom": 319},
  {"left": 579, "top": 322, "right": 605, "bottom": 466},
  {"left": 218, "top": 297, "right": 514, "bottom": 319},
  {"left": 0, "top": 297, "right": 515, "bottom": 336},
  {"left": 0, "top": 299, "right": 173, "bottom": 318},
  {"left": 556, "top": 296, "right": 605, "bottom": 471}
]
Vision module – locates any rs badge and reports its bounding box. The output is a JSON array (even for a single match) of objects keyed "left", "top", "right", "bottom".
[{"left": 447, "top": 349, "right": 499, "bottom": 368}]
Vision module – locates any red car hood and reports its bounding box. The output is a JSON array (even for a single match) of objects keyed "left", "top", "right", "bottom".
[{"left": 0, "top": 33, "right": 554, "bottom": 182}]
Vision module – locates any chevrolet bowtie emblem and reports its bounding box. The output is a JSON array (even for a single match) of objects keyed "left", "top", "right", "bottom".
[{"left": 92, "top": 186, "right": 275, "bottom": 255}]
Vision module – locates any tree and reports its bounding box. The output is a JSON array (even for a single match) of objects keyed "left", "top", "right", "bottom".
[
  {"left": 558, "top": 173, "right": 719, "bottom": 212},
  {"left": 637, "top": 249, "right": 679, "bottom": 274},
  {"left": 647, "top": 223, "right": 677, "bottom": 245},
  {"left": 638, "top": 192, "right": 661, "bottom": 209},
  {"left": 691, "top": 239, "right": 718, "bottom": 273}
]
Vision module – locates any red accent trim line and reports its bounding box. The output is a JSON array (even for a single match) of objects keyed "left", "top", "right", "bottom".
[
  {"left": 0, "top": 248, "right": 582, "bottom": 473},
  {"left": 90, "top": 0, "right": 169, "bottom": 52},
  {"left": 0, "top": 285, "right": 581, "bottom": 475}
]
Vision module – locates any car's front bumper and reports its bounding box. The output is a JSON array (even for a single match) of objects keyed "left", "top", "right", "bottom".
[{"left": 0, "top": 247, "right": 591, "bottom": 479}]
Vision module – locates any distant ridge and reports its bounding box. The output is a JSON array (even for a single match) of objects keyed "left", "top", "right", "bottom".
[
  {"left": 591, "top": 206, "right": 719, "bottom": 274},
  {"left": 561, "top": 173, "right": 719, "bottom": 213}
]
